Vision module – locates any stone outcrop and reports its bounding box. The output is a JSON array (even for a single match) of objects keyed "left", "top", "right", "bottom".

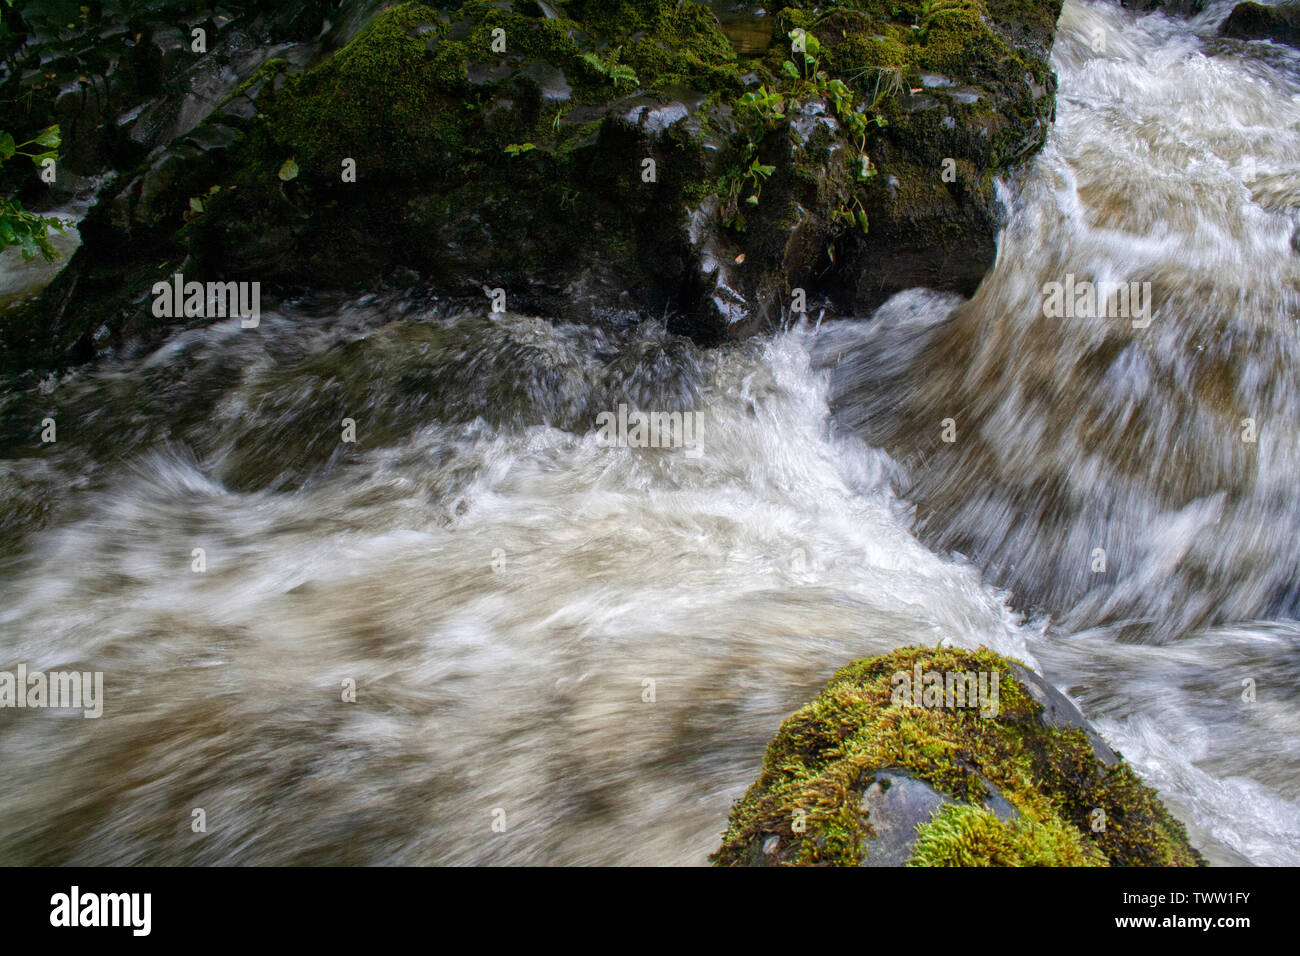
[{"left": 3, "top": 0, "right": 1064, "bottom": 381}]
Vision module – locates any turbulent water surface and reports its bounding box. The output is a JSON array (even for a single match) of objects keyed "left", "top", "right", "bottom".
[{"left": 1, "top": 0, "right": 1298, "bottom": 865}]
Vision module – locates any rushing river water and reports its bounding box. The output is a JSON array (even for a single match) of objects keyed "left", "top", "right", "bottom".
[{"left": 1, "top": 0, "right": 1298, "bottom": 865}]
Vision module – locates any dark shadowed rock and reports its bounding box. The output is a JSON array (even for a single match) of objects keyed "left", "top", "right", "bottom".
[
  {"left": 6, "top": 0, "right": 1063, "bottom": 380},
  {"left": 1221, "top": 2, "right": 1300, "bottom": 46},
  {"left": 1120, "top": 0, "right": 1206, "bottom": 16}
]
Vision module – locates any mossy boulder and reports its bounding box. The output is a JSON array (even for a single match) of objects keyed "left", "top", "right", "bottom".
[
  {"left": 7, "top": 0, "right": 1063, "bottom": 380},
  {"left": 1221, "top": 2, "right": 1300, "bottom": 47},
  {"left": 713, "top": 646, "right": 1206, "bottom": 866}
]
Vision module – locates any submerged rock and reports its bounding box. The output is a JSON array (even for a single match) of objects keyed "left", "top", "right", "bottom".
[
  {"left": 713, "top": 646, "right": 1205, "bottom": 866},
  {"left": 1120, "top": 0, "right": 1206, "bottom": 16},
  {"left": 6, "top": 0, "right": 1064, "bottom": 378}
]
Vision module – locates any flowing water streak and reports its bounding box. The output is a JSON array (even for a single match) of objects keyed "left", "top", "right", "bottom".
[
  {"left": 822, "top": 0, "right": 1300, "bottom": 640},
  {"left": 0, "top": 302, "right": 1045, "bottom": 865},
  {"left": 817, "top": 0, "right": 1300, "bottom": 862}
]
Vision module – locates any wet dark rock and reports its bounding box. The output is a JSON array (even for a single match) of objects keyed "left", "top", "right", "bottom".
[
  {"left": 7, "top": 0, "right": 1064, "bottom": 379},
  {"left": 1006, "top": 660, "right": 1119, "bottom": 766},
  {"left": 0, "top": 1, "right": 343, "bottom": 181},
  {"left": 1221, "top": 2, "right": 1300, "bottom": 47},
  {"left": 859, "top": 769, "right": 1017, "bottom": 866},
  {"left": 1121, "top": 0, "right": 1206, "bottom": 15}
]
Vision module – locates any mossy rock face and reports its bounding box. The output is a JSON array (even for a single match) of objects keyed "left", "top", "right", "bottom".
[
  {"left": 713, "top": 646, "right": 1206, "bottom": 866},
  {"left": 9, "top": 0, "right": 1063, "bottom": 379}
]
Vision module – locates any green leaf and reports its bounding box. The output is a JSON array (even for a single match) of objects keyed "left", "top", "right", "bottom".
[
  {"left": 278, "top": 157, "right": 299, "bottom": 181},
  {"left": 0, "top": 132, "right": 14, "bottom": 160},
  {"left": 31, "top": 125, "right": 60, "bottom": 148},
  {"left": 782, "top": 60, "right": 799, "bottom": 79},
  {"left": 746, "top": 194, "right": 759, "bottom": 205},
  {"left": 608, "top": 63, "right": 639, "bottom": 88},
  {"left": 189, "top": 197, "right": 204, "bottom": 214}
]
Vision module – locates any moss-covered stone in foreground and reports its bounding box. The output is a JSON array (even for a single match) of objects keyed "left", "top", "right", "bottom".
[{"left": 712, "top": 645, "right": 1205, "bottom": 866}]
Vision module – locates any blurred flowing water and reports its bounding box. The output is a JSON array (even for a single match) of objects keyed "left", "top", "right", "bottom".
[{"left": 0, "top": 0, "right": 1297, "bottom": 865}]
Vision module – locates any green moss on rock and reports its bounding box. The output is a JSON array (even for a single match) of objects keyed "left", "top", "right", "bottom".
[
  {"left": 712, "top": 646, "right": 1206, "bottom": 866},
  {"left": 11, "top": 0, "right": 1067, "bottom": 377},
  {"left": 909, "top": 802, "right": 1105, "bottom": 866},
  {"left": 261, "top": 0, "right": 740, "bottom": 178}
]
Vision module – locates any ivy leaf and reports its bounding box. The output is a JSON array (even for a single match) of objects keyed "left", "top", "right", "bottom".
[{"left": 278, "top": 158, "right": 299, "bottom": 181}]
